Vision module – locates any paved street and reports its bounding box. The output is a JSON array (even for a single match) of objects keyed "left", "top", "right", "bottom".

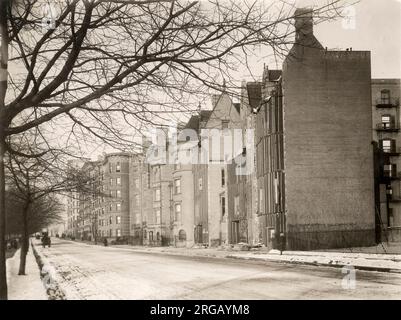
[{"left": 36, "top": 239, "right": 401, "bottom": 300}]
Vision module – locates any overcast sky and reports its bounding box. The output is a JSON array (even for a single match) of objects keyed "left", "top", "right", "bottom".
[{"left": 315, "top": 0, "right": 401, "bottom": 78}]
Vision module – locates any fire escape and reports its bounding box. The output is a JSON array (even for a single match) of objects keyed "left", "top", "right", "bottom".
[{"left": 376, "top": 93, "right": 400, "bottom": 232}]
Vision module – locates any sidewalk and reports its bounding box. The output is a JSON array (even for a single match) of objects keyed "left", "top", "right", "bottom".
[{"left": 6, "top": 248, "right": 47, "bottom": 300}]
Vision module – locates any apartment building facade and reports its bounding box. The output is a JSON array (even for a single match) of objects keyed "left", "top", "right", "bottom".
[
  {"left": 98, "top": 153, "right": 131, "bottom": 240},
  {"left": 372, "top": 79, "right": 401, "bottom": 242},
  {"left": 65, "top": 158, "right": 88, "bottom": 238},
  {"left": 128, "top": 154, "right": 151, "bottom": 245}
]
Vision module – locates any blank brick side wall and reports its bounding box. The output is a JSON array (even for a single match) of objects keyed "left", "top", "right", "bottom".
[{"left": 282, "top": 49, "right": 376, "bottom": 250}]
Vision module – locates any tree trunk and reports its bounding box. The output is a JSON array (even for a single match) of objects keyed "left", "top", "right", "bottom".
[
  {"left": 18, "top": 203, "right": 30, "bottom": 275},
  {"left": 0, "top": 0, "right": 9, "bottom": 300},
  {"left": 0, "top": 126, "right": 7, "bottom": 299}
]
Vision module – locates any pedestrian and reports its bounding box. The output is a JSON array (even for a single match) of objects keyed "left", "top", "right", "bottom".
[{"left": 103, "top": 238, "right": 108, "bottom": 247}]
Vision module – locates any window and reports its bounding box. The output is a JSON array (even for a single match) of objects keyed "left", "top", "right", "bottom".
[
  {"left": 110, "top": 190, "right": 114, "bottom": 197},
  {"left": 198, "top": 178, "right": 203, "bottom": 190},
  {"left": 234, "top": 196, "right": 240, "bottom": 215},
  {"left": 116, "top": 177, "right": 121, "bottom": 185},
  {"left": 116, "top": 190, "right": 121, "bottom": 198},
  {"left": 174, "top": 163, "right": 181, "bottom": 171},
  {"left": 259, "top": 188, "right": 264, "bottom": 213},
  {"left": 134, "top": 178, "right": 139, "bottom": 188},
  {"left": 178, "top": 230, "right": 186, "bottom": 241},
  {"left": 175, "top": 203, "right": 182, "bottom": 222},
  {"left": 222, "top": 120, "right": 229, "bottom": 129},
  {"left": 116, "top": 203, "right": 121, "bottom": 211},
  {"left": 143, "top": 230, "right": 147, "bottom": 239},
  {"left": 109, "top": 163, "right": 112, "bottom": 173},
  {"left": 174, "top": 179, "right": 181, "bottom": 194},
  {"left": 116, "top": 162, "right": 121, "bottom": 172},
  {"left": 154, "top": 189, "right": 161, "bottom": 201},
  {"left": 149, "top": 231, "right": 154, "bottom": 241},
  {"left": 384, "top": 164, "right": 395, "bottom": 177},
  {"left": 109, "top": 203, "right": 113, "bottom": 212},
  {"left": 221, "top": 168, "right": 225, "bottom": 186},
  {"left": 382, "top": 139, "right": 393, "bottom": 153},
  {"left": 155, "top": 209, "right": 161, "bottom": 224},
  {"left": 109, "top": 216, "right": 113, "bottom": 225},
  {"left": 110, "top": 178, "right": 113, "bottom": 186},
  {"left": 156, "top": 232, "right": 160, "bottom": 241},
  {"left": 382, "top": 115, "right": 392, "bottom": 129},
  {"left": 153, "top": 166, "right": 159, "bottom": 179},
  {"left": 381, "top": 89, "right": 390, "bottom": 104},
  {"left": 116, "top": 229, "right": 121, "bottom": 237},
  {"left": 116, "top": 216, "right": 121, "bottom": 224},
  {"left": 220, "top": 195, "right": 226, "bottom": 217}
]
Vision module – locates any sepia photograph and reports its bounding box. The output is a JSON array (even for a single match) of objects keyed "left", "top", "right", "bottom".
[{"left": 0, "top": 0, "right": 400, "bottom": 307}]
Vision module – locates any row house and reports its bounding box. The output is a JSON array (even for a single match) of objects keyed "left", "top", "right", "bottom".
[
  {"left": 193, "top": 91, "right": 242, "bottom": 246},
  {"left": 226, "top": 81, "right": 260, "bottom": 245}
]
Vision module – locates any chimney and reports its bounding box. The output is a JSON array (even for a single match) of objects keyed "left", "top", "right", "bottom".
[{"left": 294, "top": 8, "right": 314, "bottom": 44}]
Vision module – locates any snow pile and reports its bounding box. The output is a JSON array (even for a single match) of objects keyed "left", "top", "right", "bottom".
[
  {"left": 227, "top": 250, "right": 401, "bottom": 272},
  {"left": 31, "top": 242, "right": 66, "bottom": 300}
]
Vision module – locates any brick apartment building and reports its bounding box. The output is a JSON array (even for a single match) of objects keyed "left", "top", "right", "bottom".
[
  {"left": 66, "top": 153, "right": 132, "bottom": 242},
  {"left": 128, "top": 153, "right": 151, "bottom": 245},
  {"left": 372, "top": 79, "right": 401, "bottom": 242},
  {"left": 250, "top": 8, "right": 376, "bottom": 250}
]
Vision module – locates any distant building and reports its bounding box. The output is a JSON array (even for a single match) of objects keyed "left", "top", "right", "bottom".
[
  {"left": 98, "top": 153, "right": 131, "bottom": 241},
  {"left": 128, "top": 153, "right": 150, "bottom": 245},
  {"left": 65, "top": 158, "right": 88, "bottom": 238}
]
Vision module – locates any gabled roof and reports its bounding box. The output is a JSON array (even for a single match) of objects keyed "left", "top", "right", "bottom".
[{"left": 184, "top": 110, "right": 213, "bottom": 132}]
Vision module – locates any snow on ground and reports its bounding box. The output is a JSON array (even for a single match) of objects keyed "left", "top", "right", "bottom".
[
  {"left": 109, "top": 243, "right": 401, "bottom": 272},
  {"left": 6, "top": 248, "right": 47, "bottom": 300},
  {"left": 32, "top": 239, "right": 401, "bottom": 300}
]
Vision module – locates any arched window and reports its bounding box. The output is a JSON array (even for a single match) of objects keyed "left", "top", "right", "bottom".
[{"left": 178, "top": 230, "right": 187, "bottom": 241}]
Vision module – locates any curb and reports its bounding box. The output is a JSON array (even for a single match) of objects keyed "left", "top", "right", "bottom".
[{"left": 31, "top": 241, "right": 67, "bottom": 300}]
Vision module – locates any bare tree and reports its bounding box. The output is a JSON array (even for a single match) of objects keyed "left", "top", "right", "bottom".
[
  {"left": 5, "top": 135, "right": 95, "bottom": 275},
  {"left": 0, "top": 0, "right": 349, "bottom": 299}
]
